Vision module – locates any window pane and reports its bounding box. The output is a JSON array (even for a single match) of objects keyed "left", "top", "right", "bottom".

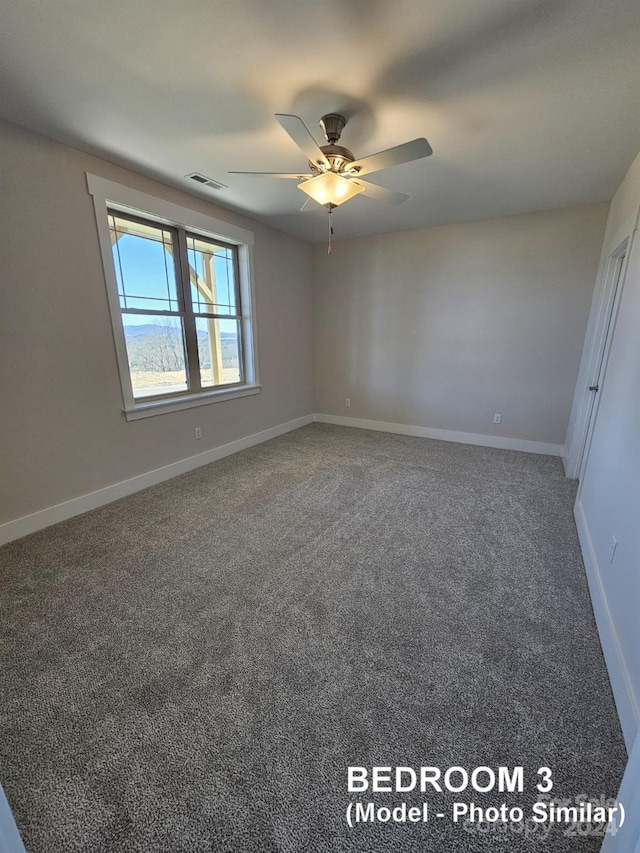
[
  {"left": 109, "top": 214, "right": 179, "bottom": 312},
  {"left": 186, "top": 235, "right": 237, "bottom": 316},
  {"left": 196, "top": 317, "right": 242, "bottom": 387},
  {"left": 122, "top": 314, "right": 188, "bottom": 398}
]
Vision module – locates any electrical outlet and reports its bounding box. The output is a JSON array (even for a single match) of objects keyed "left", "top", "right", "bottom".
[
  {"left": 345, "top": 398, "right": 351, "bottom": 408},
  {"left": 194, "top": 427, "right": 202, "bottom": 439},
  {"left": 493, "top": 413, "right": 502, "bottom": 424},
  {"left": 609, "top": 536, "right": 618, "bottom": 563}
]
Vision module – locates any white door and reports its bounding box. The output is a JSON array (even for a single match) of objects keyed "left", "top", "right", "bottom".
[{"left": 575, "top": 246, "right": 628, "bottom": 480}]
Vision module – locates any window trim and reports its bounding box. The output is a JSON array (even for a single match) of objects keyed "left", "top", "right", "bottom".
[{"left": 87, "top": 174, "right": 260, "bottom": 420}]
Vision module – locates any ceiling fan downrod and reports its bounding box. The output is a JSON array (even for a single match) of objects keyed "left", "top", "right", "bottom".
[{"left": 319, "top": 114, "right": 346, "bottom": 145}]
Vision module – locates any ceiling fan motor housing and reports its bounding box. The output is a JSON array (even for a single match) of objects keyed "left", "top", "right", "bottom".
[{"left": 313, "top": 144, "right": 355, "bottom": 175}]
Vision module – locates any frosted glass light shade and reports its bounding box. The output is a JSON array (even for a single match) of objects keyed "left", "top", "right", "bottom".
[{"left": 297, "top": 172, "right": 365, "bottom": 207}]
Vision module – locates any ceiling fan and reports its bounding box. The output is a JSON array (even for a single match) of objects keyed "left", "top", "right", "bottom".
[{"left": 229, "top": 113, "right": 433, "bottom": 212}]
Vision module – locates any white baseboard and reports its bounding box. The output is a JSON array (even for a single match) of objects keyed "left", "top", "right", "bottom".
[
  {"left": 313, "top": 413, "right": 564, "bottom": 457},
  {"left": 0, "top": 414, "right": 313, "bottom": 547},
  {"left": 574, "top": 498, "right": 639, "bottom": 750}
]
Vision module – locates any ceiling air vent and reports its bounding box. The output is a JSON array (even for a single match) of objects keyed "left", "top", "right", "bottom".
[{"left": 185, "top": 172, "right": 227, "bottom": 191}]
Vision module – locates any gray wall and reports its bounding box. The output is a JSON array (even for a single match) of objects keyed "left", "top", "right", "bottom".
[
  {"left": 0, "top": 120, "right": 314, "bottom": 525},
  {"left": 576, "top": 150, "right": 640, "bottom": 746},
  {"left": 313, "top": 205, "right": 608, "bottom": 445}
]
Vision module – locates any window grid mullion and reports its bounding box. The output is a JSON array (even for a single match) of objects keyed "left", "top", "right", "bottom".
[
  {"left": 176, "top": 227, "right": 202, "bottom": 394},
  {"left": 193, "top": 312, "right": 242, "bottom": 321},
  {"left": 121, "top": 309, "right": 183, "bottom": 317}
]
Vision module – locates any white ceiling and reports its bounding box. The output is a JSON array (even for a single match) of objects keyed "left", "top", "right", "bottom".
[{"left": 1, "top": 0, "right": 639, "bottom": 243}]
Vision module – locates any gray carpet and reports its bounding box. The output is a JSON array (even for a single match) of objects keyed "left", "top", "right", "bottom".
[{"left": 0, "top": 423, "right": 626, "bottom": 852}]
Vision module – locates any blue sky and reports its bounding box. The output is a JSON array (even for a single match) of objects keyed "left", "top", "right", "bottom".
[{"left": 113, "top": 230, "right": 236, "bottom": 332}]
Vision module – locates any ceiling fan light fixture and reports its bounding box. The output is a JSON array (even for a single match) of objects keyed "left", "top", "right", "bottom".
[{"left": 297, "top": 172, "right": 364, "bottom": 208}]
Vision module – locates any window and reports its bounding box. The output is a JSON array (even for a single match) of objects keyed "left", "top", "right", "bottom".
[{"left": 88, "top": 175, "right": 259, "bottom": 420}]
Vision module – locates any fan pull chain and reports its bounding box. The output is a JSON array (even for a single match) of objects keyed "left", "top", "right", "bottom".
[{"left": 328, "top": 208, "right": 333, "bottom": 255}]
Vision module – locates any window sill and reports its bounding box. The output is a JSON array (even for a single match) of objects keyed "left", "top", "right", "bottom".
[{"left": 123, "top": 384, "right": 262, "bottom": 421}]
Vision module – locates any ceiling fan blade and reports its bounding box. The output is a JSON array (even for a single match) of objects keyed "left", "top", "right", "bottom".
[
  {"left": 275, "top": 114, "right": 330, "bottom": 170},
  {"left": 228, "top": 171, "right": 313, "bottom": 179},
  {"left": 351, "top": 180, "right": 409, "bottom": 206},
  {"left": 347, "top": 138, "right": 433, "bottom": 177},
  {"left": 300, "top": 197, "right": 322, "bottom": 212}
]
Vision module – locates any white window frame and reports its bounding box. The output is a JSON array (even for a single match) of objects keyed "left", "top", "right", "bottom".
[{"left": 87, "top": 174, "right": 260, "bottom": 420}]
